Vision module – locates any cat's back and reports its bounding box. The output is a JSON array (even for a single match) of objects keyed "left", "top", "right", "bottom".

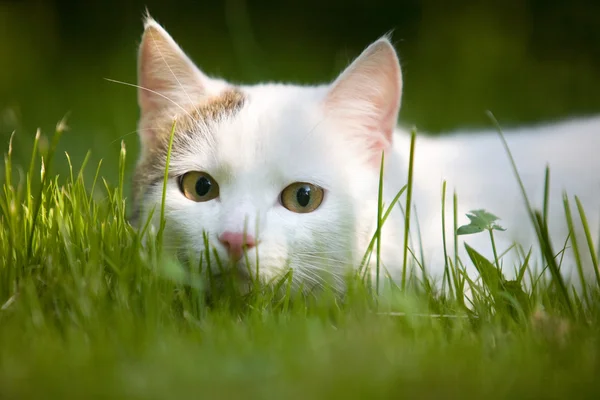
[
  {"left": 396, "top": 115, "right": 600, "bottom": 205},
  {"left": 390, "top": 115, "right": 600, "bottom": 277}
]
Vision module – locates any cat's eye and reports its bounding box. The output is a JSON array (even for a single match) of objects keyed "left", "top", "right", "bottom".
[
  {"left": 179, "top": 171, "right": 219, "bottom": 202},
  {"left": 280, "top": 182, "right": 324, "bottom": 213}
]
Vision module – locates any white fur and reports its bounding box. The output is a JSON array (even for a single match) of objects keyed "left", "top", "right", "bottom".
[
  {"left": 396, "top": 117, "right": 600, "bottom": 283},
  {"left": 136, "top": 18, "right": 600, "bottom": 290},
  {"left": 144, "top": 82, "right": 387, "bottom": 288}
]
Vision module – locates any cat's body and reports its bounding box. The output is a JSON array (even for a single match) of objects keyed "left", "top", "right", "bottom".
[
  {"left": 393, "top": 117, "right": 600, "bottom": 283},
  {"left": 132, "top": 16, "right": 600, "bottom": 291}
]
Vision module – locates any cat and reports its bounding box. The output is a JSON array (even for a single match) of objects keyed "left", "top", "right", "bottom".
[{"left": 131, "top": 15, "right": 600, "bottom": 293}]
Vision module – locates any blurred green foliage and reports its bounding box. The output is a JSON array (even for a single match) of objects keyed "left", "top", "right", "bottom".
[{"left": 1, "top": 0, "right": 599, "bottom": 188}]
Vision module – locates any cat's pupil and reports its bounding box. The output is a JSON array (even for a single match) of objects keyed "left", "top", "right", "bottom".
[
  {"left": 296, "top": 186, "right": 311, "bottom": 207},
  {"left": 195, "top": 177, "right": 211, "bottom": 196}
]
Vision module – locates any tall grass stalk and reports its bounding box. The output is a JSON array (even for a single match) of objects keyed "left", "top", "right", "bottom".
[
  {"left": 401, "top": 129, "right": 417, "bottom": 290},
  {"left": 487, "top": 111, "right": 574, "bottom": 316},
  {"left": 157, "top": 120, "right": 177, "bottom": 251}
]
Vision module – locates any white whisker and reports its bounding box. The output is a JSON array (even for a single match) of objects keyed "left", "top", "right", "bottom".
[
  {"left": 295, "top": 250, "right": 353, "bottom": 255},
  {"left": 109, "top": 127, "right": 163, "bottom": 145},
  {"left": 296, "top": 254, "right": 345, "bottom": 265},
  {"left": 296, "top": 262, "right": 347, "bottom": 287},
  {"left": 294, "top": 269, "right": 325, "bottom": 290},
  {"left": 104, "top": 78, "right": 194, "bottom": 119},
  {"left": 298, "top": 115, "right": 327, "bottom": 146}
]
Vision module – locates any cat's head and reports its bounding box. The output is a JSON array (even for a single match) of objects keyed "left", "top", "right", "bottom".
[{"left": 132, "top": 16, "right": 404, "bottom": 289}]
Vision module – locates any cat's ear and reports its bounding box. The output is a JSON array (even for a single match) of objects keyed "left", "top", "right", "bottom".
[
  {"left": 324, "top": 37, "right": 402, "bottom": 153},
  {"left": 137, "top": 16, "right": 222, "bottom": 120}
]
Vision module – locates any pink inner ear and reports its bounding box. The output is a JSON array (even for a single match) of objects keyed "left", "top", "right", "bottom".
[
  {"left": 138, "top": 37, "right": 167, "bottom": 114},
  {"left": 137, "top": 58, "right": 166, "bottom": 113},
  {"left": 137, "top": 23, "right": 209, "bottom": 118},
  {"left": 366, "top": 128, "right": 393, "bottom": 167},
  {"left": 324, "top": 38, "right": 402, "bottom": 161}
]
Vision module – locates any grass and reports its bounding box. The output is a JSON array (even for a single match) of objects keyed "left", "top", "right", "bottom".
[{"left": 1, "top": 119, "right": 600, "bottom": 399}]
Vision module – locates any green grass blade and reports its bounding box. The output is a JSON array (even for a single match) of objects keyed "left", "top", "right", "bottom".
[
  {"left": 401, "top": 129, "right": 417, "bottom": 290},
  {"left": 157, "top": 120, "right": 177, "bottom": 251},
  {"left": 575, "top": 195, "right": 600, "bottom": 288},
  {"left": 562, "top": 193, "right": 589, "bottom": 301},
  {"left": 375, "top": 151, "right": 385, "bottom": 295},
  {"left": 27, "top": 119, "right": 67, "bottom": 260},
  {"left": 440, "top": 180, "right": 452, "bottom": 297},
  {"left": 487, "top": 111, "right": 573, "bottom": 317}
]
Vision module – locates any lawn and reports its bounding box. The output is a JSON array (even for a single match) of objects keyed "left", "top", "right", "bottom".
[{"left": 1, "top": 121, "right": 599, "bottom": 399}]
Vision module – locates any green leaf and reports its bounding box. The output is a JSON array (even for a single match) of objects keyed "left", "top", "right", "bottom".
[
  {"left": 457, "top": 209, "right": 506, "bottom": 236},
  {"left": 516, "top": 248, "right": 532, "bottom": 284},
  {"left": 456, "top": 224, "right": 485, "bottom": 235},
  {"left": 464, "top": 243, "right": 531, "bottom": 320},
  {"left": 503, "top": 280, "right": 531, "bottom": 317},
  {"left": 464, "top": 243, "right": 504, "bottom": 293}
]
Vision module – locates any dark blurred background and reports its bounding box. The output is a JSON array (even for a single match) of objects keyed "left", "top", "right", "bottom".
[{"left": 1, "top": 0, "right": 600, "bottom": 187}]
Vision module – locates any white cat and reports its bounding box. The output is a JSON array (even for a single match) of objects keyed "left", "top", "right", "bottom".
[{"left": 131, "top": 16, "right": 600, "bottom": 291}]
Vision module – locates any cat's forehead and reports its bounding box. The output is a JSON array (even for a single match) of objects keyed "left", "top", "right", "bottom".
[
  {"left": 161, "top": 83, "right": 364, "bottom": 190},
  {"left": 209, "top": 84, "right": 336, "bottom": 169}
]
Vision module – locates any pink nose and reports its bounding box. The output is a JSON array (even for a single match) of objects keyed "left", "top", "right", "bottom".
[{"left": 218, "top": 231, "right": 256, "bottom": 261}]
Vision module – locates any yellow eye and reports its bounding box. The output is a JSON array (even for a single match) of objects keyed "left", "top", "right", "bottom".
[
  {"left": 179, "top": 171, "right": 219, "bottom": 202},
  {"left": 280, "top": 182, "right": 324, "bottom": 213}
]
